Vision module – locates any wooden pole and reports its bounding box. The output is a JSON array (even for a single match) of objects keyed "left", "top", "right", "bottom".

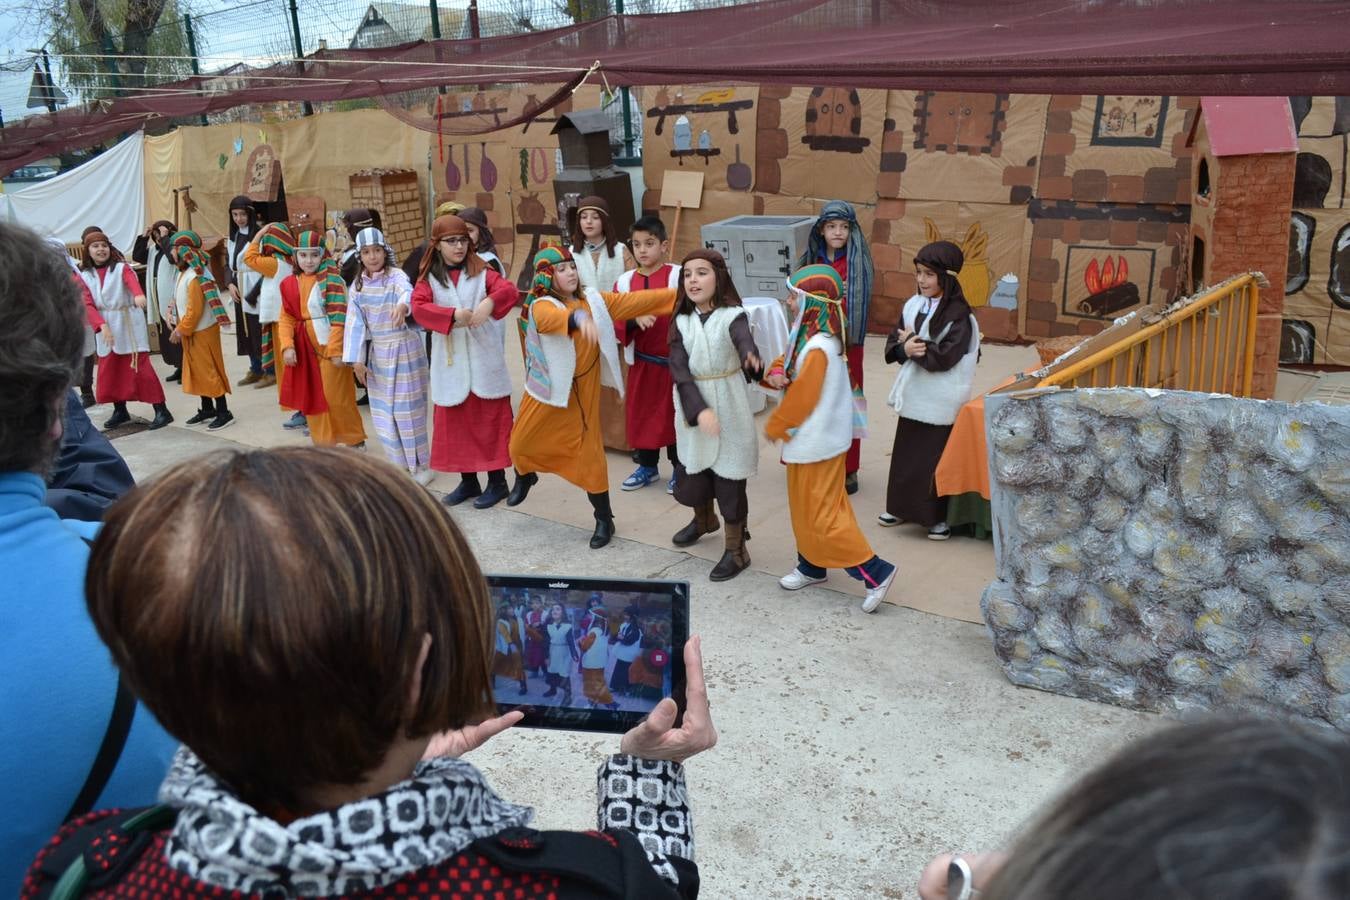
[{"left": 669, "top": 201, "right": 683, "bottom": 259}]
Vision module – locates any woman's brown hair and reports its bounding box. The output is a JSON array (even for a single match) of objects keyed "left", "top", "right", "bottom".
[
  {"left": 85, "top": 447, "right": 496, "bottom": 812},
  {"left": 671, "top": 248, "right": 743, "bottom": 320}
]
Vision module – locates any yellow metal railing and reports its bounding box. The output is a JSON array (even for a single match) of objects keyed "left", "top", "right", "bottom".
[{"left": 1037, "top": 273, "right": 1262, "bottom": 397}]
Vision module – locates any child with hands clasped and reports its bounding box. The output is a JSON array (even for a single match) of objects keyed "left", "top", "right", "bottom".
[
  {"left": 410, "top": 214, "right": 521, "bottom": 508},
  {"left": 277, "top": 231, "right": 366, "bottom": 447},
  {"left": 343, "top": 227, "right": 431, "bottom": 482},
  {"left": 765, "top": 266, "right": 896, "bottom": 613},
  {"left": 616, "top": 215, "right": 682, "bottom": 494},
  {"left": 667, "top": 249, "right": 764, "bottom": 582},
  {"left": 78, "top": 229, "right": 172, "bottom": 431},
  {"left": 882, "top": 240, "right": 980, "bottom": 541}
]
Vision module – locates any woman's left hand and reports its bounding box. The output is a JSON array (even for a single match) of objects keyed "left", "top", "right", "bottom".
[
  {"left": 422, "top": 710, "right": 525, "bottom": 759},
  {"left": 904, "top": 335, "right": 927, "bottom": 359},
  {"left": 133, "top": 295, "right": 147, "bottom": 310}
]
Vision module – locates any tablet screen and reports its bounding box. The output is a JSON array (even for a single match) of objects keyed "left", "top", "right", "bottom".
[{"left": 485, "top": 575, "right": 689, "bottom": 733}]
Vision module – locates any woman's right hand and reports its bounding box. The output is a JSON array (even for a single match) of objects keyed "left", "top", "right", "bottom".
[
  {"left": 696, "top": 409, "right": 720, "bottom": 436},
  {"left": 904, "top": 334, "right": 928, "bottom": 359},
  {"left": 575, "top": 313, "right": 600, "bottom": 345},
  {"left": 283, "top": 348, "right": 297, "bottom": 367},
  {"left": 619, "top": 635, "right": 716, "bottom": 764},
  {"left": 353, "top": 362, "right": 368, "bottom": 385},
  {"left": 99, "top": 324, "right": 113, "bottom": 343}
]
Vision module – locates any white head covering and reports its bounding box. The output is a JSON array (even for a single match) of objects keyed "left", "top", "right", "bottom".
[
  {"left": 354, "top": 227, "right": 398, "bottom": 263},
  {"left": 47, "top": 235, "right": 80, "bottom": 272}
]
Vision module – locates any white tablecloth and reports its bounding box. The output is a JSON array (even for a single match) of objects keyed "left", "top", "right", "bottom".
[{"left": 741, "top": 296, "right": 790, "bottom": 412}]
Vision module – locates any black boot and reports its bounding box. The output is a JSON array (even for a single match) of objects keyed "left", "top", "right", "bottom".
[
  {"left": 672, "top": 502, "right": 719, "bottom": 547},
  {"left": 845, "top": 471, "right": 859, "bottom": 495},
  {"left": 207, "top": 397, "right": 235, "bottom": 431},
  {"left": 588, "top": 491, "right": 615, "bottom": 549},
  {"left": 148, "top": 402, "right": 174, "bottom": 430},
  {"left": 473, "top": 471, "right": 510, "bottom": 509},
  {"left": 444, "top": 474, "right": 483, "bottom": 507},
  {"left": 506, "top": 471, "right": 537, "bottom": 507},
  {"left": 102, "top": 402, "right": 131, "bottom": 431},
  {"left": 185, "top": 397, "right": 213, "bottom": 426},
  {"left": 709, "top": 521, "right": 751, "bottom": 582},
  {"left": 165, "top": 369, "right": 182, "bottom": 383}
]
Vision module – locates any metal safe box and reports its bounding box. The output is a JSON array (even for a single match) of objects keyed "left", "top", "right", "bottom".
[{"left": 700, "top": 214, "right": 817, "bottom": 298}]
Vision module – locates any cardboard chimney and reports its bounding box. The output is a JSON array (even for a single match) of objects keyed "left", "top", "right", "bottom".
[
  {"left": 551, "top": 109, "right": 634, "bottom": 241},
  {"left": 1185, "top": 97, "right": 1298, "bottom": 399}
]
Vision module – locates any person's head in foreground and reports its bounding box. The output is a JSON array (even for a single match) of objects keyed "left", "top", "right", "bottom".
[
  {"left": 75, "top": 447, "right": 714, "bottom": 896},
  {"left": 0, "top": 223, "right": 86, "bottom": 477},
  {"left": 920, "top": 715, "right": 1350, "bottom": 900}
]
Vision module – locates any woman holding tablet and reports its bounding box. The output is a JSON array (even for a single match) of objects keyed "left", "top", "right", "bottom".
[{"left": 25, "top": 447, "right": 715, "bottom": 898}]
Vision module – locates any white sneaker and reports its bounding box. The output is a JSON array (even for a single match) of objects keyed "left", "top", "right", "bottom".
[
  {"left": 411, "top": 467, "right": 435, "bottom": 487},
  {"left": 877, "top": 513, "right": 901, "bottom": 527},
  {"left": 861, "top": 567, "right": 897, "bottom": 613},
  {"left": 927, "top": 522, "right": 952, "bottom": 541},
  {"left": 779, "top": 568, "right": 826, "bottom": 591}
]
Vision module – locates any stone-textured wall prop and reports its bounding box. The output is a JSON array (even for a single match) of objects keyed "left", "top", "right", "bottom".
[{"left": 982, "top": 388, "right": 1350, "bottom": 731}]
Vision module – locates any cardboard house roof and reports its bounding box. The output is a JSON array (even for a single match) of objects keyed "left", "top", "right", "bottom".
[{"left": 1188, "top": 97, "right": 1300, "bottom": 157}]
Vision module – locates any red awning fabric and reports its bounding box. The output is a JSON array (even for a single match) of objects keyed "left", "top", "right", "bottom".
[{"left": 3, "top": 0, "right": 1348, "bottom": 175}]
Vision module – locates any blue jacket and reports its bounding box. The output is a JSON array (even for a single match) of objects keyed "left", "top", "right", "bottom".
[{"left": 0, "top": 471, "right": 177, "bottom": 893}]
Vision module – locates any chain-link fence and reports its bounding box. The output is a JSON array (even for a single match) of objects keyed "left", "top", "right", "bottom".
[{"left": 2, "top": 0, "right": 742, "bottom": 152}]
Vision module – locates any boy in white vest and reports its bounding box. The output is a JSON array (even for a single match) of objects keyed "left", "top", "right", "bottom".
[
  {"left": 77, "top": 230, "right": 172, "bottom": 431},
  {"left": 765, "top": 266, "right": 896, "bottom": 613},
  {"left": 409, "top": 215, "right": 521, "bottom": 508},
  {"left": 131, "top": 219, "right": 183, "bottom": 384},
  {"left": 667, "top": 249, "right": 764, "bottom": 582},
  {"left": 615, "top": 215, "right": 682, "bottom": 494},
  {"left": 881, "top": 240, "right": 980, "bottom": 541},
  {"left": 506, "top": 246, "right": 676, "bottom": 549}
]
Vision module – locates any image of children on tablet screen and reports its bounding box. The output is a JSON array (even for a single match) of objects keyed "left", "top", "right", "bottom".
[{"left": 489, "top": 585, "right": 673, "bottom": 716}]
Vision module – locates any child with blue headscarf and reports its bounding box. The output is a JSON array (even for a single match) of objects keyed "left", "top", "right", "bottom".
[{"left": 798, "top": 201, "right": 873, "bottom": 495}]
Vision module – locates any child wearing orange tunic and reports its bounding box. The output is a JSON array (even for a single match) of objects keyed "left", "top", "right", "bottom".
[
  {"left": 277, "top": 230, "right": 366, "bottom": 447},
  {"left": 168, "top": 231, "right": 235, "bottom": 430},
  {"left": 765, "top": 265, "right": 896, "bottom": 613},
  {"left": 505, "top": 247, "right": 676, "bottom": 549}
]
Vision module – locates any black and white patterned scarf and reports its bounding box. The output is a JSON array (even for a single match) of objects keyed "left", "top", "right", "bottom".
[{"left": 158, "top": 747, "right": 533, "bottom": 896}]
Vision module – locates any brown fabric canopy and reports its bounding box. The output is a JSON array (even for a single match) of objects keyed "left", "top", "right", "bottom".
[{"left": 3, "top": 0, "right": 1348, "bottom": 175}]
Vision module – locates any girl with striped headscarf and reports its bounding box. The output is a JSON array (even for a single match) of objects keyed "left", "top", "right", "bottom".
[
  {"left": 765, "top": 265, "right": 896, "bottom": 613},
  {"left": 169, "top": 230, "right": 235, "bottom": 430},
  {"left": 506, "top": 244, "right": 677, "bottom": 549},
  {"left": 242, "top": 221, "right": 299, "bottom": 422},
  {"left": 277, "top": 230, "right": 366, "bottom": 447}
]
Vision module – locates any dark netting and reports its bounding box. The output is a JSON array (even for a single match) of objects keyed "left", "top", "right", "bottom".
[{"left": 3, "top": 0, "right": 1349, "bottom": 175}]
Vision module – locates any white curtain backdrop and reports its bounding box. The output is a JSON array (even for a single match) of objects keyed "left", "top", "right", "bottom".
[{"left": 0, "top": 132, "right": 145, "bottom": 251}]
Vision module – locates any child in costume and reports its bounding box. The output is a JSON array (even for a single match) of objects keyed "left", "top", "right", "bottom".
[
  {"left": 798, "top": 201, "right": 873, "bottom": 495},
  {"left": 242, "top": 222, "right": 301, "bottom": 428},
  {"left": 77, "top": 230, "right": 172, "bottom": 431},
  {"left": 608, "top": 605, "right": 644, "bottom": 695},
  {"left": 765, "top": 265, "right": 896, "bottom": 612},
  {"left": 226, "top": 196, "right": 266, "bottom": 387},
  {"left": 568, "top": 195, "right": 635, "bottom": 294},
  {"left": 616, "top": 215, "right": 682, "bottom": 494},
  {"left": 881, "top": 240, "right": 981, "bottom": 540},
  {"left": 277, "top": 230, "right": 367, "bottom": 447},
  {"left": 667, "top": 249, "right": 764, "bottom": 582},
  {"left": 506, "top": 247, "right": 677, "bottom": 549},
  {"left": 458, "top": 207, "right": 507, "bottom": 278},
  {"left": 131, "top": 219, "right": 183, "bottom": 384},
  {"left": 523, "top": 594, "right": 549, "bottom": 678},
  {"left": 168, "top": 230, "right": 235, "bottom": 430},
  {"left": 544, "top": 602, "right": 579, "bottom": 703},
  {"left": 342, "top": 226, "right": 431, "bottom": 482},
  {"left": 578, "top": 606, "right": 618, "bottom": 710},
  {"left": 494, "top": 601, "right": 529, "bottom": 697},
  {"left": 410, "top": 215, "right": 521, "bottom": 508}
]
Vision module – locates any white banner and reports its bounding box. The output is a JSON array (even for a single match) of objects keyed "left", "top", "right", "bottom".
[{"left": 1, "top": 132, "right": 145, "bottom": 252}]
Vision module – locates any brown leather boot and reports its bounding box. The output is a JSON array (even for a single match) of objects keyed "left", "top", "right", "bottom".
[
  {"left": 709, "top": 521, "right": 750, "bottom": 581},
  {"left": 672, "top": 502, "right": 719, "bottom": 547}
]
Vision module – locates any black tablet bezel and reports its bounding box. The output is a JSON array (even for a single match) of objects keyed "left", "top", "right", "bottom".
[{"left": 484, "top": 574, "right": 690, "bottom": 734}]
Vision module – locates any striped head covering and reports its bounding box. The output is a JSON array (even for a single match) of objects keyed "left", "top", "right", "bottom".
[
  {"left": 293, "top": 229, "right": 347, "bottom": 327},
  {"left": 521, "top": 244, "right": 573, "bottom": 339},
  {"left": 785, "top": 264, "right": 847, "bottom": 381},
  {"left": 799, "top": 201, "right": 872, "bottom": 349},
  {"left": 258, "top": 222, "right": 296, "bottom": 260},
  {"left": 169, "top": 230, "right": 231, "bottom": 326}
]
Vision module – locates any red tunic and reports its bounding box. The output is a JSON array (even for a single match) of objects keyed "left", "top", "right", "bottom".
[
  {"left": 276, "top": 276, "right": 329, "bottom": 415},
  {"left": 88, "top": 267, "right": 165, "bottom": 405},
  {"left": 618, "top": 266, "right": 678, "bottom": 450},
  {"left": 411, "top": 267, "right": 520, "bottom": 473}
]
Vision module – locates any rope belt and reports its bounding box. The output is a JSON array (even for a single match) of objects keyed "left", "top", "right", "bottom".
[{"left": 694, "top": 367, "right": 741, "bottom": 381}]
